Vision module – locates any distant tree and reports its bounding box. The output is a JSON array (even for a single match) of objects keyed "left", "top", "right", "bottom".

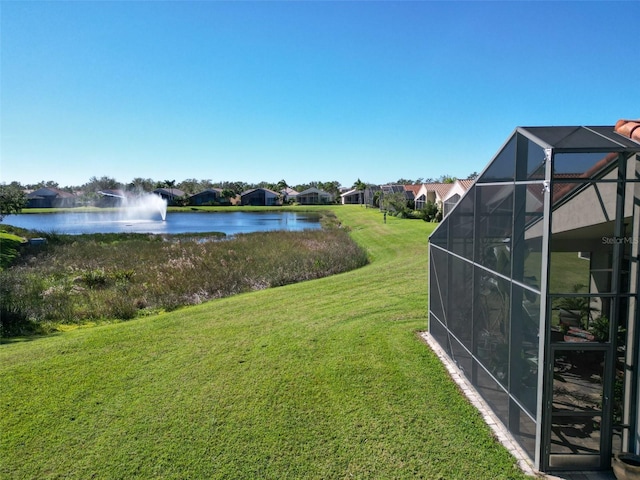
[
  {"left": 318, "top": 180, "right": 341, "bottom": 201},
  {"left": 29, "top": 180, "right": 59, "bottom": 189},
  {"left": 175, "top": 194, "right": 190, "bottom": 207},
  {"left": 220, "top": 181, "right": 249, "bottom": 195},
  {"left": 7, "top": 181, "right": 25, "bottom": 190},
  {"left": 177, "top": 178, "right": 202, "bottom": 195},
  {"left": 220, "top": 189, "right": 236, "bottom": 202},
  {"left": 80, "top": 177, "right": 122, "bottom": 206},
  {"left": 382, "top": 191, "right": 409, "bottom": 216},
  {"left": 256, "top": 181, "right": 275, "bottom": 191},
  {"left": 200, "top": 179, "right": 215, "bottom": 190},
  {"left": 414, "top": 178, "right": 424, "bottom": 185},
  {"left": 373, "top": 190, "right": 381, "bottom": 208},
  {"left": 127, "top": 177, "right": 155, "bottom": 193},
  {"left": 395, "top": 178, "right": 413, "bottom": 185},
  {"left": 0, "top": 184, "right": 27, "bottom": 221},
  {"left": 276, "top": 179, "right": 289, "bottom": 191},
  {"left": 83, "top": 176, "right": 121, "bottom": 194},
  {"left": 352, "top": 178, "right": 367, "bottom": 191},
  {"left": 438, "top": 174, "right": 456, "bottom": 184},
  {"left": 163, "top": 180, "right": 176, "bottom": 196},
  {"left": 466, "top": 171, "right": 479, "bottom": 180}
]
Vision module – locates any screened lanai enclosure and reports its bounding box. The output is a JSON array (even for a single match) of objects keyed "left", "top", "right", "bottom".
[{"left": 428, "top": 124, "right": 640, "bottom": 473}]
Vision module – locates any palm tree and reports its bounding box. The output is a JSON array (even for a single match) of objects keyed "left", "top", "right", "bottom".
[
  {"left": 352, "top": 179, "right": 367, "bottom": 205},
  {"left": 163, "top": 180, "right": 176, "bottom": 205},
  {"left": 352, "top": 178, "right": 367, "bottom": 191},
  {"left": 164, "top": 180, "right": 176, "bottom": 193}
]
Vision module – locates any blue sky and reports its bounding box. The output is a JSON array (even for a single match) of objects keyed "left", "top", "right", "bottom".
[{"left": 2, "top": 1, "right": 638, "bottom": 189}]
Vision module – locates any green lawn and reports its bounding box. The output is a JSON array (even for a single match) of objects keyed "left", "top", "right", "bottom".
[
  {"left": 0, "top": 206, "right": 530, "bottom": 479},
  {"left": 0, "top": 232, "right": 25, "bottom": 270}
]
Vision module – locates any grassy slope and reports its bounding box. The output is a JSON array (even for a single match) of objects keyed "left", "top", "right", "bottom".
[
  {"left": 0, "top": 206, "right": 529, "bottom": 480},
  {"left": 0, "top": 232, "right": 25, "bottom": 270}
]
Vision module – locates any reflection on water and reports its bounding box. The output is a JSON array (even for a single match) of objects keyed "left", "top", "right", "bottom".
[{"left": 3, "top": 211, "right": 322, "bottom": 235}]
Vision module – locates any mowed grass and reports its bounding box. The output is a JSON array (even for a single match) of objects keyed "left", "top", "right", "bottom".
[
  {"left": 0, "top": 206, "right": 529, "bottom": 480},
  {"left": 0, "top": 232, "right": 25, "bottom": 270}
]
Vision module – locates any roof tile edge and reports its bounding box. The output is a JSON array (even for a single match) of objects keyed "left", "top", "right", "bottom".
[{"left": 614, "top": 118, "right": 640, "bottom": 143}]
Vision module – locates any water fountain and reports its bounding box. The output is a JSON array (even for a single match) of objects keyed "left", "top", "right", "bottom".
[{"left": 98, "top": 191, "right": 167, "bottom": 221}]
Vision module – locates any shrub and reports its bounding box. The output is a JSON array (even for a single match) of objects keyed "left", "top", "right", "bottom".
[
  {"left": 0, "top": 271, "right": 32, "bottom": 336},
  {"left": 80, "top": 268, "right": 109, "bottom": 288},
  {"left": 104, "top": 290, "right": 138, "bottom": 320},
  {"left": 419, "top": 201, "right": 439, "bottom": 222}
]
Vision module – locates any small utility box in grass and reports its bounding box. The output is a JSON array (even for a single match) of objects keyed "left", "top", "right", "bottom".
[{"left": 29, "top": 238, "right": 47, "bottom": 246}]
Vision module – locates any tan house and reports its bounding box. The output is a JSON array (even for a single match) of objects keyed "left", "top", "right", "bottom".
[{"left": 414, "top": 183, "right": 453, "bottom": 211}]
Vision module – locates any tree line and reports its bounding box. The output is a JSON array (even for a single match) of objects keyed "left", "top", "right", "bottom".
[
  {"left": 5, "top": 171, "right": 478, "bottom": 197},
  {"left": 1, "top": 172, "right": 479, "bottom": 220},
  {"left": 5, "top": 177, "right": 345, "bottom": 198}
]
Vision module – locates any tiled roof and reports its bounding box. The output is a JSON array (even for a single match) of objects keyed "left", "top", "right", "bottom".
[
  {"left": 403, "top": 184, "right": 421, "bottom": 195},
  {"left": 298, "top": 187, "right": 331, "bottom": 196},
  {"left": 457, "top": 179, "right": 474, "bottom": 190},
  {"left": 53, "top": 188, "right": 76, "bottom": 198},
  {"left": 552, "top": 152, "right": 618, "bottom": 204},
  {"left": 241, "top": 187, "right": 279, "bottom": 196},
  {"left": 614, "top": 119, "right": 640, "bottom": 143},
  {"left": 154, "top": 187, "right": 186, "bottom": 197},
  {"left": 191, "top": 189, "right": 222, "bottom": 196},
  {"left": 27, "top": 187, "right": 76, "bottom": 198},
  {"left": 423, "top": 182, "right": 454, "bottom": 198}
]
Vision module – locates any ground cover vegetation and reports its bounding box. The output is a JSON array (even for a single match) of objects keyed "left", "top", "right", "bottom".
[
  {"left": 0, "top": 206, "right": 530, "bottom": 479},
  {"left": 0, "top": 212, "right": 368, "bottom": 337}
]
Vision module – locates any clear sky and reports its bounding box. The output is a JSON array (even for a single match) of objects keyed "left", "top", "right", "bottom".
[{"left": 1, "top": 1, "right": 638, "bottom": 189}]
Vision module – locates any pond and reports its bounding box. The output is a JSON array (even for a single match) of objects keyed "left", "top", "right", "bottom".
[{"left": 2, "top": 211, "right": 322, "bottom": 235}]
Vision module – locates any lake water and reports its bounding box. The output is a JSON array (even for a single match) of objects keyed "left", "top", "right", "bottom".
[{"left": 3, "top": 211, "right": 322, "bottom": 235}]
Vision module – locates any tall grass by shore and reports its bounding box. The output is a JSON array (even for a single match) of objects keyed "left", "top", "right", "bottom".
[
  {"left": 0, "top": 212, "right": 368, "bottom": 336},
  {"left": 0, "top": 206, "right": 530, "bottom": 479}
]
